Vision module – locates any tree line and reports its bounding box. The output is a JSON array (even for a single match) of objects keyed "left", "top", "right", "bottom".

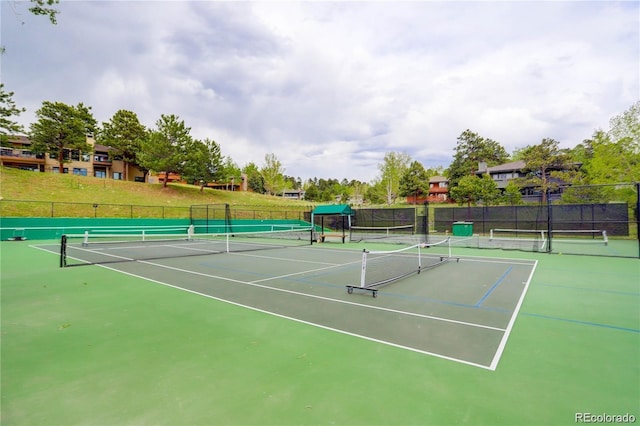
[
  {"left": 0, "top": 94, "right": 638, "bottom": 205},
  {"left": 0, "top": 1, "right": 638, "bottom": 205}
]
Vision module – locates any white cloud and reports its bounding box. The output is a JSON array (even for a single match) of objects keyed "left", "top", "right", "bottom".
[{"left": 1, "top": 1, "right": 637, "bottom": 182}]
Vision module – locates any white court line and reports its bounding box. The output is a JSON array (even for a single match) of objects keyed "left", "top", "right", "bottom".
[
  {"left": 227, "top": 250, "right": 351, "bottom": 267},
  {"left": 134, "top": 259, "right": 506, "bottom": 333},
  {"left": 92, "top": 262, "right": 497, "bottom": 371},
  {"left": 489, "top": 259, "right": 538, "bottom": 370},
  {"left": 33, "top": 242, "right": 533, "bottom": 370},
  {"left": 33, "top": 242, "right": 509, "bottom": 332}
]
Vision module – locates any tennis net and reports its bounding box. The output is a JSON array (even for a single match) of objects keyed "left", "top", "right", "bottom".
[
  {"left": 489, "top": 228, "right": 547, "bottom": 251},
  {"left": 60, "top": 226, "right": 314, "bottom": 267},
  {"left": 346, "top": 237, "right": 454, "bottom": 297},
  {"left": 551, "top": 229, "right": 608, "bottom": 245},
  {"left": 349, "top": 224, "right": 415, "bottom": 243}
]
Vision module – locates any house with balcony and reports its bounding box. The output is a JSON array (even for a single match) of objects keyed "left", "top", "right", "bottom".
[
  {"left": 405, "top": 175, "right": 451, "bottom": 204},
  {"left": 0, "top": 135, "right": 46, "bottom": 172},
  {"left": 1, "top": 135, "right": 146, "bottom": 181},
  {"left": 475, "top": 160, "right": 580, "bottom": 201}
]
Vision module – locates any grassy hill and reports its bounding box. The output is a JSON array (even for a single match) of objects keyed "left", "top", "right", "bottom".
[{"left": 0, "top": 167, "right": 313, "bottom": 218}]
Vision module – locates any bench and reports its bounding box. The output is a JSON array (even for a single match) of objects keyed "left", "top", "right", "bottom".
[{"left": 319, "top": 233, "right": 346, "bottom": 243}]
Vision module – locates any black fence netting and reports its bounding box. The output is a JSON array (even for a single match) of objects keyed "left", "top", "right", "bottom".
[
  {"left": 352, "top": 207, "right": 417, "bottom": 229},
  {"left": 432, "top": 183, "right": 639, "bottom": 258}
]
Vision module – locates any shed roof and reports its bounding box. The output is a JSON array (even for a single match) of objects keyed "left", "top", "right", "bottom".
[{"left": 312, "top": 204, "right": 354, "bottom": 216}]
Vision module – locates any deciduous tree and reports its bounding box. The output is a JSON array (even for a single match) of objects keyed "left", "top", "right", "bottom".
[
  {"left": 378, "top": 151, "right": 411, "bottom": 205},
  {"left": 449, "top": 174, "right": 499, "bottom": 206},
  {"left": 502, "top": 181, "right": 523, "bottom": 205},
  {"left": 261, "top": 153, "right": 285, "bottom": 196},
  {"left": 243, "top": 162, "right": 265, "bottom": 194},
  {"left": 28, "top": 0, "right": 60, "bottom": 24},
  {"left": 608, "top": 100, "right": 640, "bottom": 146}
]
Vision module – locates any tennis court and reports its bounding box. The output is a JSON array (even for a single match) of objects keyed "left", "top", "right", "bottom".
[
  {"left": 36, "top": 233, "right": 535, "bottom": 370},
  {"left": 2, "top": 231, "right": 638, "bottom": 425}
]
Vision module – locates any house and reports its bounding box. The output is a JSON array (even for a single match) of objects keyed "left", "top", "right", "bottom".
[
  {"left": 151, "top": 172, "right": 185, "bottom": 185},
  {"left": 1, "top": 135, "right": 146, "bottom": 181},
  {"left": 204, "top": 175, "right": 247, "bottom": 192},
  {"left": 281, "top": 189, "right": 305, "bottom": 200},
  {"left": 0, "top": 135, "right": 46, "bottom": 172},
  {"left": 405, "top": 175, "right": 451, "bottom": 204},
  {"left": 476, "top": 161, "right": 527, "bottom": 189},
  {"left": 475, "top": 160, "right": 581, "bottom": 202}
]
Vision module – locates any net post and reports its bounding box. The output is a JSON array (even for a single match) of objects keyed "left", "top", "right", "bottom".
[
  {"left": 360, "top": 249, "right": 368, "bottom": 287},
  {"left": 83, "top": 231, "right": 89, "bottom": 247},
  {"left": 60, "top": 235, "right": 67, "bottom": 267},
  {"left": 225, "top": 203, "right": 232, "bottom": 234},
  {"left": 423, "top": 200, "right": 429, "bottom": 237},
  {"left": 547, "top": 188, "right": 553, "bottom": 253},
  {"left": 187, "top": 224, "right": 195, "bottom": 240}
]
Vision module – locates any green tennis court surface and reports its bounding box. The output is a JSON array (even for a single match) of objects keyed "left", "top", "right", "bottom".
[
  {"left": 2, "top": 240, "right": 638, "bottom": 425},
  {"left": 47, "top": 237, "right": 536, "bottom": 369}
]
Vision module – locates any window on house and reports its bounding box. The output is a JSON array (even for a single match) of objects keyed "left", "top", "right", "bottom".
[
  {"left": 95, "top": 170, "right": 106, "bottom": 178},
  {"left": 113, "top": 172, "right": 123, "bottom": 180}
]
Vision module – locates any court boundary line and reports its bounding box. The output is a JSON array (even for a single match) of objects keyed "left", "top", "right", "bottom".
[
  {"left": 31, "top": 242, "right": 519, "bottom": 334},
  {"left": 489, "top": 259, "right": 538, "bottom": 370},
  {"left": 135, "top": 258, "right": 507, "bottom": 333},
  {"left": 31, "top": 242, "right": 537, "bottom": 369},
  {"left": 95, "top": 263, "right": 498, "bottom": 371}
]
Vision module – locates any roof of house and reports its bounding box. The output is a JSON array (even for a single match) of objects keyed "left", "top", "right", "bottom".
[
  {"left": 429, "top": 175, "right": 448, "bottom": 182},
  {"left": 6, "top": 135, "right": 31, "bottom": 145},
  {"left": 484, "top": 160, "right": 526, "bottom": 173}
]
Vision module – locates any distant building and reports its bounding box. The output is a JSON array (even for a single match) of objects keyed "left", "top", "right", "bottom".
[
  {"left": 281, "top": 189, "right": 305, "bottom": 200},
  {"left": 1, "top": 135, "right": 146, "bottom": 182},
  {"left": 476, "top": 160, "right": 527, "bottom": 190},
  {"left": 475, "top": 160, "right": 581, "bottom": 202},
  {"left": 0, "top": 135, "right": 45, "bottom": 172},
  {"left": 405, "top": 175, "right": 451, "bottom": 204}
]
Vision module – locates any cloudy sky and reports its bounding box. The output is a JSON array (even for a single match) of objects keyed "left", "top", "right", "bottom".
[{"left": 1, "top": 1, "right": 638, "bottom": 182}]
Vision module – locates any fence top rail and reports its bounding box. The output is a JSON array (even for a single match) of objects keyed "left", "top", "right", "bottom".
[{"left": 0, "top": 199, "right": 189, "bottom": 208}]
